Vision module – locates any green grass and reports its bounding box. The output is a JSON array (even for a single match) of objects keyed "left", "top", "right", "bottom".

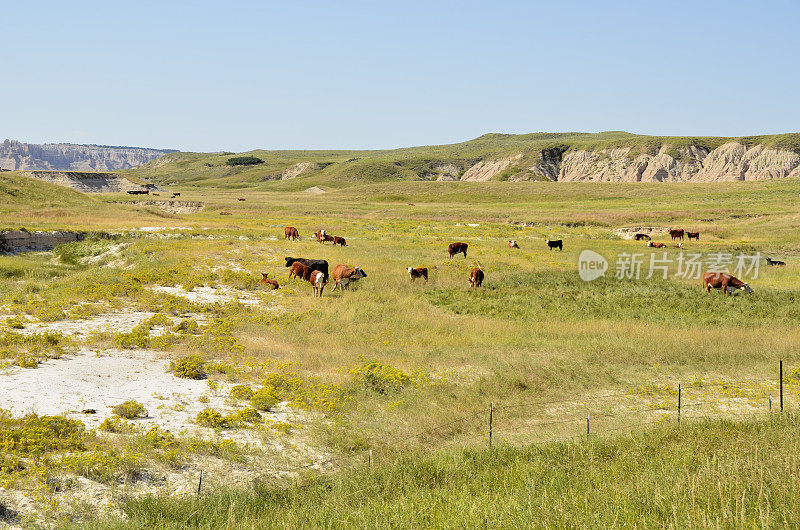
[{"left": 87, "top": 415, "right": 800, "bottom": 528}]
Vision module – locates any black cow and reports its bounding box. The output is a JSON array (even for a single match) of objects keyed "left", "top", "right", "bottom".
[
  {"left": 766, "top": 257, "right": 786, "bottom": 266},
  {"left": 284, "top": 257, "right": 329, "bottom": 280},
  {"left": 545, "top": 239, "right": 563, "bottom": 251}
]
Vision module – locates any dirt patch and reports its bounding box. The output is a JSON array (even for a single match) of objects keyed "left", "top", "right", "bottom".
[
  {"left": 138, "top": 200, "right": 204, "bottom": 215},
  {"left": 148, "top": 285, "right": 265, "bottom": 307},
  {"left": 304, "top": 186, "right": 326, "bottom": 194},
  {"left": 614, "top": 226, "right": 670, "bottom": 239},
  {"left": 16, "top": 311, "right": 207, "bottom": 339}
]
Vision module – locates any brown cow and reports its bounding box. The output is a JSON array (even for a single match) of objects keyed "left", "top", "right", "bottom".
[
  {"left": 237, "top": 198, "right": 246, "bottom": 202},
  {"left": 260, "top": 273, "right": 279, "bottom": 289},
  {"left": 668, "top": 228, "right": 684, "bottom": 241},
  {"left": 703, "top": 272, "right": 753, "bottom": 295},
  {"left": 331, "top": 264, "right": 367, "bottom": 291},
  {"left": 469, "top": 267, "right": 484, "bottom": 287},
  {"left": 407, "top": 267, "right": 428, "bottom": 282},
  {"left": 687, "top": 232, "right": 700, "bottom": 241},
  {"left": 647, "top": 241, "right": 666, "bottom": 248},
  {"left": 284, "top": 226, "right": 300, "bottom": 241},
  {"left": 310, "top": 270, "right": 327, "bottom": 297},
  {"left": 289, "top": 261, "right": 313, "bottom": 280},
  {"left": 332, "top": 236, "right": 347, "bottom": 247},
  {"left": 448, "top": 242, "right": 468, "bottom": 258},
  {"left": 508, "top": 240, "right": 520, "bottom": 249}
]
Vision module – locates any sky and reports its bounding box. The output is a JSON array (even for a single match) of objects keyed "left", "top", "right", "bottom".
[{"left": 2, "top": 0, "right": 799, "bottom": 152}]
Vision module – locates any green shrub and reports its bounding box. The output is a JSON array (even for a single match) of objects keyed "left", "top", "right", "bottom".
[
  {"left": 170, "top": 355, "right": 206, "bottom": 379},
  {"left": 229, "top": 384, "right": 254, "bottom": 401},
  {"left": 146, "top": 313, "right": 173, "bottom": 327},
  {"left": 141, "top": 426, "right": 177, "bottom": 449},
  {"left": 195, "top": 408, "right": 227, "bottom": 428},
  {"left": 351, "top": 361, "right": 411, "bottom": 395},
  {"left": 250, "top": 388, "right": 279, "bottom": 411},
  {"left": 226, "top": 156, "right": 263, "bottom": 166},
  {"left": 226, "top": 407, "right": 262, "bottom": 426},
  {"left": 111, "top": 400, "right": 148, "bottom": 419},
  {"left": 5, "top": 316, "right": 24, "bottom": 329},
  {"left": 174, "top": 319, "right": 200, "bottom": 335},
  {"left": 99, "top": 416, "right": 136, "bottom": 434}
]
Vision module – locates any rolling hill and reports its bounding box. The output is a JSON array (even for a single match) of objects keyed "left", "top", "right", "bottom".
[{"left": 128, "top": 131, "right": 800, "bottom": 189}]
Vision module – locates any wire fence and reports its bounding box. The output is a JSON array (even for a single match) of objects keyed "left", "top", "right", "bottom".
[{"left": 195, "top": 360, "right": 800, "bottom": 494}]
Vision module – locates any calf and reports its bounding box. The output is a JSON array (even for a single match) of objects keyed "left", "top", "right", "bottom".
[
  {"left": 508, "top": 240, "right": 520, "bottom": 249},
  {"left": 545, "top": 239, "right": 563, "bottom": 251},
  {"left": 668, "top": 228, "right": 684, "bottom": 241},
  {"left": 331, "top": 264, "right": 367, "bottom": 291},
  {"left": 687, "top": 232, "right": 700, "bottom": 241},
  {"left": 284, "top": 226, "right": 300, "bottom": 241},
  {"left": 703, "top": 272, "right": 753, "bottom": 295},
  {"left": 332, "top": 236, "right": 347, "bottom": 247},
  {"left": 289, "top": 261, "right": 313, "bottom": 280},
  {"left": 448, "top": 242, "right": 468, "bottom": 258},
  {"left": 647, "top": 241, "right": 666, "bottom": 248},
  {"left": 469, "top": 267, "right": 484, "bottom": 288},
  {"left": 766, "top": 257, "right": 786, "bottom": 266},
  {"left": 310, "top": 270, "right": 327, "bottom": 297},
  {"left": 259, "top": 273, "right": 279, "bottom": 289},
  {"left": 407, "top": 267, "right": 428, "bottom": 282},
  {"left": 633, "top": 233, "right": 651, "bottom": 241},
  {"left": 285, "top": 257, "right": 329, "bottom": 280}
]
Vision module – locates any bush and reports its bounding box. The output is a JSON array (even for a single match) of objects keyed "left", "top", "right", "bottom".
[
  {"left": 146, "top": 313, "right": 173, "bottom": 327},
  {"left": 226, "top": 407, "right": 262, "bottom": 425},
  {"left": 170, "top": 355, "right": 206, "bottom": 379},
  {"left": 250, "top": 388, "right": 279, "bottom": 411},
  {"left": 99, "top": 416, "right": 136, "bottom": 434},
  {"left": 5, "top": 316, "right": 24, "bottom": 329},
  {"left": 195, "top": 408, "right": 227, "bottom": 429},
  {"left": 226, "top": 156, "right": 263, "bottom": 166},
  {"left": 112, "top": 400, "right": 148, "bottom": 419},
  {"left": 351, "top": 361, "right": 411, "bottom": 395},
  {"left": 229, "top": 384, "right": 254, "bottom": 401},
  {"left": 174, "top": 319, "right": 199, "bottom": 335}
]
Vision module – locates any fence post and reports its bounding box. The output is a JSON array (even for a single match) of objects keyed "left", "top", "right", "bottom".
[
  {"left": 586, "top": 413, "right": 590, "bottom": 437},
  {"left": 678, "top": 383, "right": 681, "bottom": 425},
  {"left": 780, "top": 360, "right": 784, "bottom": 413},
  {"left": 197, "top": 469, "right": 203, "bottom": 496},
  {"left": 368, "top": 449, "right": 373, "bottom": 469},
  {"left": 489, "top": 402, "right": 493, "bottom": 448}
]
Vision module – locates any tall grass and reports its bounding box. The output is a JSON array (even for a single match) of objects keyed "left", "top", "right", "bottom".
[{"left": 88, "top": 415, "right": 800, "bottom": 528}]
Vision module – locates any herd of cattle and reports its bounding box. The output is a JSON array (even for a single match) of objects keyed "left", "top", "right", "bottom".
[{"left": 257, "top": 226, "right": 788, "bottom": 297}]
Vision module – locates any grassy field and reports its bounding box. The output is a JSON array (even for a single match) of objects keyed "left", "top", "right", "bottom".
[
  {"left": 85, "top": 414, "right": 800, "bottom": 528},
  {"left": 3, "top": 174, "right": 800, "bottom": 524}
]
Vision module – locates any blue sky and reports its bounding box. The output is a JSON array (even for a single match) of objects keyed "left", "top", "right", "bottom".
[{"left": 2, "top": 1, "right": 798, "bottom": 152}]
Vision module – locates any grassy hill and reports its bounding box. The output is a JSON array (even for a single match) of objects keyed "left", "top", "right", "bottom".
[{"left": 127, "top": 131, "right": 800, "bottom": 190}]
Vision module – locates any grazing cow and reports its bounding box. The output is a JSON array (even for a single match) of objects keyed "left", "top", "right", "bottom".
[
  {"left": 331, "top": 264, "right": 367, "bottom": 291},
  {"left": 126, "top": 190, "right": 149, "bottom": 195},
  {"left": 152, "top": 192, "right": 160, "bottom": 196},
  {"left": 545, "top": 239, "right": 563, "bottom": 251},
  {"left": 703, "top": 272, "right": 753, "bottom": 295},
  {"left": 332, "top": 236, "right": 347, "bottom": 247},
  {"left": 508, "top": 240, "right": 520, "bottom": 249},
  {"left": 172, "top": 192, "right": 181, "bottom": 198},
  {"left": 448, "top": 242, "right": 468, "bottom": 258},
  {"left": 633, "top": 233, "right": 651, "bottom": 241},
  {"left": 219, "top": 211, "right": 232, "bottom": 215},
  {"left": 687, "top": 232, "right": 700, "bottom": 241},
  {"left": 284, "top": 257, "right": 329, "bottom": 280},
  {"left": 237, "top": 198, "right": 246, "bottom": 201},
  {"left": 668, "top": 228, "right": 684, "bottom": 241},
  {"left": 289, "top": 261, "right": 313, "bottom": 281},
  {"left": 766, "top": 257, "right": 786, "bottom": 266},
  {"left": 284, "top": 226, "right": 300, "bottom": 241},
  {"left": 260, "top": 273, "right": 279, "bottom": 289},
  {"left": 314, "top": 229, "right": 327, "bottom": 243},
  {"left": 469, "top": 267, "right": 484, "bottom": 287},
  {"left": 310, "top": 270, "right": 327, "bottom": 297},
  {"left": 647, "top": 241, "right": 666, "bottom": 248},
  {"left": 407, "top": 267, "right": 428, "bottom": 282}
]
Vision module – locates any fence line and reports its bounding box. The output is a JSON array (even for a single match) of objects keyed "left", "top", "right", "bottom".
[{"left": 199, "top": 361, "right": 795, "bottom": 494}]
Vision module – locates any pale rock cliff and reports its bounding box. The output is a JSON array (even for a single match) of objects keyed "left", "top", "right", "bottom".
[{"left": 0, "top": 140, "right": 174, "bottom": 171}]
